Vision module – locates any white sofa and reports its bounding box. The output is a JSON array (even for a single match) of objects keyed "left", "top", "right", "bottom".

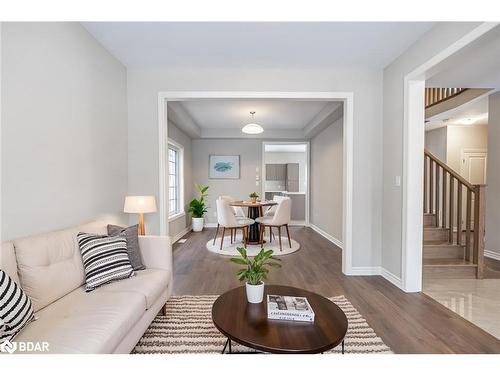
[{"left": 0, "top": 221, "right": 172, "bottom": 354}]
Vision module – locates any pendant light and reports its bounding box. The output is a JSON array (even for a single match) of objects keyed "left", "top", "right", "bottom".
[{"left": 242, "top": 111, "right": 264, "bottom": 134}]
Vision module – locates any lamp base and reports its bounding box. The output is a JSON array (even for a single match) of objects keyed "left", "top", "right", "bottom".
[{"left": 138, "top": 213, "right": 145, "bottom": 235}]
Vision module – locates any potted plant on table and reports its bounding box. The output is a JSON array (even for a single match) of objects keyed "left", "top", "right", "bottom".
[
  {"left": 188, "top": 184, "right": 209, "bottom": 232},
  {"left": 249, "top": 192, "right": 259, "bottom": 204},
  {"left": 230, "top": 247, "right": 281, "bottom": 303}
]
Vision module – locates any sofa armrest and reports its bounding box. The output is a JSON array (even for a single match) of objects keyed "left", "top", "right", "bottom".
[{"left": 138, "top": 235, "right": 172, "bottom": 272}]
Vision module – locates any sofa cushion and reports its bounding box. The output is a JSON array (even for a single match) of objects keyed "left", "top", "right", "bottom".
[
  {"left": 13, "top": 287, "right": 146, "bottom": 354},
  {"left": 0, "top": 242, "right": 20, "bottom": 285},
  {"left": 94, "top": 269, "right": 170, "bottom": 309},
  {"left": 0, "top": 270, "right": 35, "bottom": 344},
  {"left": 107, "top": 224, "right": 145, "bottom": 271}
]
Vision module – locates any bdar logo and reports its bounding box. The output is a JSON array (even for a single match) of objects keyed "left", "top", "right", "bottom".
[{"left": 0, "top": 340, "right": 17, "bottom": 354}]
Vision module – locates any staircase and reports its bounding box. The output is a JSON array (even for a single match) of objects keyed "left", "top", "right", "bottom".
[{"left": 423, "top": 150, "right": 486, "bottom": 279}]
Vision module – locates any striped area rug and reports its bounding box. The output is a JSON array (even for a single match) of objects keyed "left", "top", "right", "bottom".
[{"left": 133, "top": 295, "right": 393, "bottom": 354}]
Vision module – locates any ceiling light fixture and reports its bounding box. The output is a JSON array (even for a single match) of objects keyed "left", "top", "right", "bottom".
[{"left": 242, "top": 111, "right": 264, "bottom": 134}]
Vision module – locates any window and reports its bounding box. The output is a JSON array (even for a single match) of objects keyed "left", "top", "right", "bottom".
[{"left": 168, "top": 139, "right": 184, "bottom": 220}]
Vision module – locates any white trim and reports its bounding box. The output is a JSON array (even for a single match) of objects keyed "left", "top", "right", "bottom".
[
  {"left": 171, "top": 225, "right": 192, "bottom": 244},
  {"left": 401, "top": 23, "right": 498, "bottom": 293},
  {"left": 485, "top": 250, "right": 500, "bottom": 261},
  {"left": 348, "top": 266, "right": 381, "bottom": 276},
  {"left": 261, "top": 141, "right": 310, "bottom": 226},
  {"left": 309, "top": 223, "right": 343, "bottom": 249},
  {"left": 381, "top": 268, "right": 403, "bottom": 289},
  {"left": 168, "top": 211, "right": 185, "bottom": 223},
  {"left": 158, "top": 91, "right": 354, "bottom": 277},
  {"left": 167, "top": 137, "right": 185, "bottom": 220}
]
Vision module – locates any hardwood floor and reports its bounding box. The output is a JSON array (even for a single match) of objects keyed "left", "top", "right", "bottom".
[{"left": 172, "top": 227, "right": 500, "bottom": 353}]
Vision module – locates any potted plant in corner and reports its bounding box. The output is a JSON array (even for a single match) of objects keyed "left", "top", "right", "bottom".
[
  {"left": 188, "top": 184, "right": 209, "bottom": 232},
  {"left": 230, "top": 247, "right": 281, "bottom": 303},
  {"left": 249, "top": 192, "right": 259, "bottom": 204}
]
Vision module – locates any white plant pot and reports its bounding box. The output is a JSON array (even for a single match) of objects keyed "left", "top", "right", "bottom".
[
  {"left": 192, "top": 217, "right": 204, "bottom": 232},
  {"left": 246, "top": 282, "right": 265, "bottom": 304}
]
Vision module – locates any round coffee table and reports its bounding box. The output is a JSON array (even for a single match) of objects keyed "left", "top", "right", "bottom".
[{"left": 211, "top": 285, "right": 348, "bottom": 354}]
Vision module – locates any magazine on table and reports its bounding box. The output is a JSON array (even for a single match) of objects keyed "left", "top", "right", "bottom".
[{"left": 267, "top": 295, "right": 315, "bottom": 322}]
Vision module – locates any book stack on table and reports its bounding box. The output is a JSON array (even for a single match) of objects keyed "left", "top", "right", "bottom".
[{"left": 267, "top": 295, "right": 315, "bottom": 322}]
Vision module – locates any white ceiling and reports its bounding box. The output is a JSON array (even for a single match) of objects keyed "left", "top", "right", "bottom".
[
  {"left": 82, "top": 22, "right": 435, "bottom": 69},
  {"left": 176, "top": 100, "right": 329, "bottom": 130},
  {"left": 426, "top": 95, "right": 490, "bottom": 131},
  {"left": 427, "top": 25, "right": 500, "bottom": 88},
  {"left": 167, "top": 100, "right": 343, "bottom": 139}
]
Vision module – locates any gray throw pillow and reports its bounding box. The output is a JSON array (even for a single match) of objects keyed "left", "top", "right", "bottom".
[{"left": 107, "top": 224, "right": 146, "bottom": 271}]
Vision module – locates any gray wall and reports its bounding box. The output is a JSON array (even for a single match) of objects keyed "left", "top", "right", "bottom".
[
  {"left": 425, "top": 127, "right": 448, "bottom": 162},
  {"left": 310, "top": 118, "right": 343, "bottom": 241},
  {"left": 127, "top": 67, "right": 383, "bottom": 269},
  {"left": 167, "top": 121, "right": 193, "bottom": 238},
  {"left": 1, "top": 23, "right": 128, "bottom": 240},
  {"left": 191, "top": 139, "right": 262, "bottom": 224},
  {"left": 486, "top": 92, "right": 500, "bottom": 256}
]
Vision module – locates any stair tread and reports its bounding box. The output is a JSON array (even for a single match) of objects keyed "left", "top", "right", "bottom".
[
  {"left": 424, "top": 240, "right": 456, "bottom": 245},
  {"left": 424, "top": 258, "right": 477, "bottom": 267},
  {"left": 424, "top": 243, "right": 464, "bottom": 248}
]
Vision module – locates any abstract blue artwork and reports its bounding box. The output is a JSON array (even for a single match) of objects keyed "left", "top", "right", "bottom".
[{"left": 209, "top": 155, "right": 240, "bottom": 179}]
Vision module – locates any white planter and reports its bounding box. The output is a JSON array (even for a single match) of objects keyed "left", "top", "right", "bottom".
[
  {"left": 246, "top": 282, "right": 265, "bottom": 304},
  {"left": 192, "top": 217, "right": 204, "bottom": 232}
]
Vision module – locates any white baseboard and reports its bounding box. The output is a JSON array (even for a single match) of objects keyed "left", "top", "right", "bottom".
[
  {"left": 204, "top": 223, "right": 218, "bottom": 228},
  {"left": 309, "top": 224, "right": 343, "bottom": 249},
  {"left": 171, "top": 226, "right": 192, "bottom": 244},
  {"left": 485, "top": 249, "right": 500, "bottom": 261},
  {"left": 346, "top": 266, "right": 381, "bottom": 276},
  {"left": 380, "top": 268, "right": 403, "bottom": 289}
]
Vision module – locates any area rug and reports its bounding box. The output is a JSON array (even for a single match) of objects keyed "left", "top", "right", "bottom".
[
  {"left": 133, "top": 295, "right": 393, "bottom": 354},
  {"left": 206, "top": 232, "right": 300, "bottom": 256}
]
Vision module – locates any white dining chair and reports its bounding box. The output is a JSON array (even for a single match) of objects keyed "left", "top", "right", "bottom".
[
  {"left": 219, "top": 195, "right": 247, "bottom": 242},
  {"left": 256, "top": 197, "right": 292, "bottom": 251},
  {"left": 264, "top": 195, "right": 287, "bottom": 217},
  {"left": 214, "top": 198, "right": 254, "bottom": 250}
]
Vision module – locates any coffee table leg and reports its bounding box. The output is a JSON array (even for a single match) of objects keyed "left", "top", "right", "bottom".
[
  {"left": 342, "top": 340, "right": 345, "bottom": 354},
  {"left": 221, "top": 338, "right": 232, "bottom": 354}
]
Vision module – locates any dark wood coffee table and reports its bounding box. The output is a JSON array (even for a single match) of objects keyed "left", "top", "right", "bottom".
[{"left": 211, "top": 285, "right": 348, "bottom": 354}]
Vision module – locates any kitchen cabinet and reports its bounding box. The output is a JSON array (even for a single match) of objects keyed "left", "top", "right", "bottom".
[
  {"left": 265, "top": 164, "right": 287, "bottom": 181},
  {"left": 286, "top": 163, "right": 299, "bottom": 192}
]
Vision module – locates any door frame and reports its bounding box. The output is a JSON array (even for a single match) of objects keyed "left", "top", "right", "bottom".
[
  {"left": 157, "top": 91, "right": 354, "bottom": 275},
  {"left": 459, "top": 148, "right": 488, "bottom": 184},
  {"left": 401, "top": 23, "right": 497, "bottom": 292},
  {"left": 261, "top": 141, "right": 310, "bottom": 226}
]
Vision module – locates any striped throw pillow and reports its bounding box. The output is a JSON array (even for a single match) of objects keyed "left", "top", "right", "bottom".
[
  {"left": 0, "top": 270, "right": 35, "bottom": 344},
  {"left": 77, "top": 233, "right": 135, "bottom": 292}
]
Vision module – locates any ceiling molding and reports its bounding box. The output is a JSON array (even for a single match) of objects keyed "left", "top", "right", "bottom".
[
  {"left": 200, "top": 128, "right": 306, "bottom": 140},
  {"left": 167, "top": 102, "right": 202, "bottom": 138},
  {"left": 303, "top": 102, "right": 343, "bottom": 139}
]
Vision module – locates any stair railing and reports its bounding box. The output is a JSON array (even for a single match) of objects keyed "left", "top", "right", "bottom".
[
  {"left": 424, "top": 149, "right": 486, "bottom": 278},
  {"left": 425, "top": 88, "right": 468, "bottom": 108}
]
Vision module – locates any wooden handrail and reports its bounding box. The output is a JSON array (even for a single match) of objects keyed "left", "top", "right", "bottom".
[
  {"left": 425, "top": 88, "right": 468, "bottom": 108},
  {"left": 424, "top": 149, "right": 474, "bottom": 190},
  {"left": 424, "top": 149, "right": 486, "bottom": 279}
]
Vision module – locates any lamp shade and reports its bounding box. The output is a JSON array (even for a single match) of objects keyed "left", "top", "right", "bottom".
[{"left": 124, "top": 196, "right": 157, "bottom": 214}]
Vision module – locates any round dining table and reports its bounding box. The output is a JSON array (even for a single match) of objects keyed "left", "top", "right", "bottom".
[{"left": 229, "top": 200, "right": 277, "bottom": 245}]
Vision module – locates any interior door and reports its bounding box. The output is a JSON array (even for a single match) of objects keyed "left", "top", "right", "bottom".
[{"left": 460, "top": 150, "right": 487, "bottom": 227}]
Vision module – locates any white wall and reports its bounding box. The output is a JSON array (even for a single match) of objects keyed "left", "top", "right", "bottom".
[
  {"left": 167, "top": 121, "right": 193, "bottom": 239},
  {"left": 425, "top": 127, "right": 448, "bottom": 162},
  {"left": 1, "top": 23, "right": 128, "bottom": 240},
  {"left": 191, "top": 139, "right": 261, "bottom": 224},
  {"left": 127, "top": 66, "right": 383, "bottom": 269},
  {"left": 310, "top": 118, "right": 343, "bottom": 241},
  {"left": 264, "top": 151, "right": 307, "bottom": 193},
  {"left": 382, "top": 22, "right": 484, "bottom": 278},
  {"left": 486, "top": 92, "right": 500, "bottom": 257}
]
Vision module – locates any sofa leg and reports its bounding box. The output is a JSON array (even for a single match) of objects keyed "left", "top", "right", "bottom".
[{"left": 161, "top": 304, "right": 167, "bottom": 316}]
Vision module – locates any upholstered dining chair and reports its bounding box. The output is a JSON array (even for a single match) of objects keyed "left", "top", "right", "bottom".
[
  {"left": 219, "top": 195, "right": 247, "bottom": 242},
  {"left": 214, "top": 198, "right": 254, "bottom": 250},
  {"left": 256, "top": 197, "right": 292, "bottom": 252},
  {"left": 264, "top": 195, "right": 287, "bottom": 217}
]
